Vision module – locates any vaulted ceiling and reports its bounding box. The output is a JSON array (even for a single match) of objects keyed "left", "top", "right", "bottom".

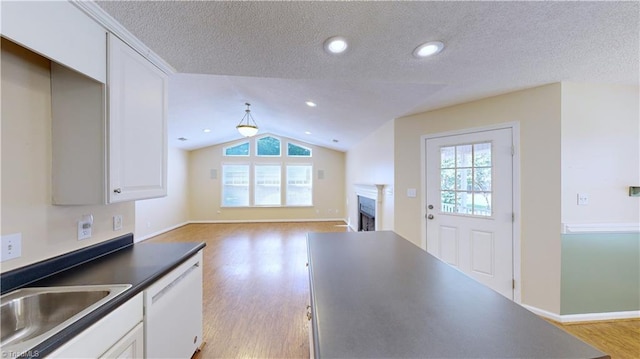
[{"left": 95, "top": 1, "right": 639, "bottom": 152}]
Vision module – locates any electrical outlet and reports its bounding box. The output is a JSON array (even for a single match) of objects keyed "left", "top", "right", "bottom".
[
  {"left": 1, "top": 233, "right": 22, "bottom": 262},
  {"left": 113, "top": 215, "right": 123, "bottom": 231},
  {"left": 577, "top": 193, "right": 589, "bottom": 206},
  {"left": 78, "top": 214, "right": 93, "bottom": 240}
]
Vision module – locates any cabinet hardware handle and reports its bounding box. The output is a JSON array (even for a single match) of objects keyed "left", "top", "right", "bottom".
[{"left": 113, "top": 188, "right": 122, "bottom": 193}]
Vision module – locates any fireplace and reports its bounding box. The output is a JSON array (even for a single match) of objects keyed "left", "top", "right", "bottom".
[{"left": 358, "top": 196, "right": 376, "bottom": 231}]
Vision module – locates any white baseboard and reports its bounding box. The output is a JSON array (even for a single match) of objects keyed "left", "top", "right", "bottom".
[
  {"left": 561, "top": 222, "right": 640, "bottom": 234},
  {"left": 135, "top": 222, "right": 189, "bottom": 242},
  {"left": 522, "top": 304, "right": 640, "bottom": 323},
  {"left": 189, "top": 218, "right": 347, "bottom": 224}
]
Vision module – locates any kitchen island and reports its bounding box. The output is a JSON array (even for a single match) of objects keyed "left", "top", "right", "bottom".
[{"left": 306, "top": 230, "right": 607, "bottom": 359}]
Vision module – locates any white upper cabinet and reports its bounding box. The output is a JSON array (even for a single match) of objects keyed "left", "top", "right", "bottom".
[
  {"left": 51, "top": 34, "right": 167, "bottom": 204},
  {"left": 108, "top": 34, "right": 168, "bottom": 203},
  {"left": 1, "top": 1, "right": 107, "bottom": 83}
]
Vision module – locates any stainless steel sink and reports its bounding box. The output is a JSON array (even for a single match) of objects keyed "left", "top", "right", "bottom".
[{"left": 0, "top": 284, "right": 131, "bottom": 355}]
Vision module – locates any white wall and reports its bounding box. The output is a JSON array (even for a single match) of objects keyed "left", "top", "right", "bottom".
[
  {"left": 134, "top": 147, "right": 190, "bottom": 241},
  {"left": 394, "top": 84, "right": 563, "bottom": 313},
  {"left": 189, "top": 135, "right": 345, "bottom": 222},
  {"left": 345, "top": 119, "right": 395, "bottom": 230},
  {"left": 1, "top": 39, "right": 135, "bottom": 272},
  {"left": 561, "top": 83, "right": 640, "bottom": 225}
]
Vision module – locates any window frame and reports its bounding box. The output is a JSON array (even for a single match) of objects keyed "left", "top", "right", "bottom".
[
  {"left": 223, "top": 141, "right": 250, "bottom": 157},
  {"left": 256, "top": 135, "right": 282, "bottom": 157},
  {"left": 221, "top": 162, "right": 251, "bottom": 207},
  {"left": 287, "top": 142, "right": 313, "bottom": 157},
  {"left": 254, "top": 163, "right": 282, "bottom": 207},
  {"left": 285, "top": 163, "right": 314, "bottom": 206}
]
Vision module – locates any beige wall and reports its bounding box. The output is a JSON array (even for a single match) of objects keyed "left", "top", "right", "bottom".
[
  {"left": 394, "top": 84, "right": 563, "bottom": 313},
  {"left": 345, "top": 119, "right": 395, "bottom": 230},
  {"left": 189, "top": 135, "right": 345, "bottom": 222},
  {"left": 1, "top": 39, "right": 134, "bottom": 272},
  {"left": 135, "top": 147, "right": 190, "bottom": 241},
  {"left": 561, "top": 83, "right": 640, "bottom": 225}
]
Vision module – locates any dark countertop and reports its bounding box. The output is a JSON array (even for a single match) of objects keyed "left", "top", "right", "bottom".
[
  {"left": 1, "top": 234, "right": 205, "bottom": 358},
  {"left": 307, "top": 230, "right": 608, "bottom": 359}
]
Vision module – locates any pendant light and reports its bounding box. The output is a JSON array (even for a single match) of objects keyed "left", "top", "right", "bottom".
[{"left": 236, "top": 102, "right": 259, "bottom": 137}]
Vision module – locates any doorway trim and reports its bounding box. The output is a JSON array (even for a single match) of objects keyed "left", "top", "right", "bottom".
[{"left": 420, "top": 122, "right": 522, "bottom": 303}]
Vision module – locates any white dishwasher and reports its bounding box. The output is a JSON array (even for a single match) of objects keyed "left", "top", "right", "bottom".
[{"left": 144, "top": 250, "right": 203, "bottom": 359}]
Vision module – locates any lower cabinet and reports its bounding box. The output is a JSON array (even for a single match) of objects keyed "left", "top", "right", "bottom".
[
  {"left": 48, "top": 293, "right": 143, "bottom": 358},
  {"left": 101, "top": 322, "right": 144, "bottom": 358}
]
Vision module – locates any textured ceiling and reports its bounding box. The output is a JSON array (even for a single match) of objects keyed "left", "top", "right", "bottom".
[{"left": 95, "top": 1, "right": 639, "bottom": 151}]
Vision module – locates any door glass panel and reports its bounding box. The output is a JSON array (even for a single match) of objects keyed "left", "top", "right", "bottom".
[
  {"left": 456, "top": 145, "right": 472, "bottom": 167},
  {"left": 456, "top": 168, "right": 472, "bottom": 191},
  {"left": 441, "top": 147, "right": 455, "bottom": 168},
  {"left": 439, "top": 142, "right": 493, "bottom": 217},
  {"left": 441, "top": 169, "right": 455, "bottom": 190},
  {"left": 456, "top": 192, "right": 473, "bottom": 215},
  {"left": 473, "top": 143, "right": 491, "bottom": 166},
  {"left": 474, "top": 168, "right": 492, "bottom": 191},
  {"left": 473, "top": 192, "right": 492, "bottom": 215}
]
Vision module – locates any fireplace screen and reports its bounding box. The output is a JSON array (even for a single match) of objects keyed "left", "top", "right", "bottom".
[{"left": 358, "top": 196, "right": 376, "bottom": 231}]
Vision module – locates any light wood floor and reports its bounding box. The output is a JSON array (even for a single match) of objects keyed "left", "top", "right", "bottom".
[{"left": 148, "top": 223, "right": 639, "bottom": 359}]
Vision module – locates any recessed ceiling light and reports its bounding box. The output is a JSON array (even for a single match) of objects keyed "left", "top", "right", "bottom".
[
  {"left": 413, "top": 41, "right": 444, "bottom": 58},
  {"left": 203, "top": 128, "right": 211, "bottom": 133},
  {"left": 305, "top": 131, "right": 312, "bottom": 135},
  {"left": 306, "top": 101, "right": 317, "bottom": 107},
  {"left": 324, "top": 36, "right": 348, "bottom": 54}
]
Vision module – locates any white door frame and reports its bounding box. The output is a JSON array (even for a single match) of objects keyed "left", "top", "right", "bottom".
[{"left": 420, "top": 122, "right": 522, "bottom": 303}]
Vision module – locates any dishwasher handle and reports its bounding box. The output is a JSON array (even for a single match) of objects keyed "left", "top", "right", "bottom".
[{"left": 151, "top": 262, "right": 200, "bottom": 305}]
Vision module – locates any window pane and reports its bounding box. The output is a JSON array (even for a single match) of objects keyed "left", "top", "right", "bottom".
[
  {"left": 224, "top": 142, "right": 249, "bottom": 156},
  {"left": 456, "top": 145, "right": 472, "bottom": 167},
  {"left": 222, "top": 165, "right": 249, "bottom": 206},
  {"left": 255, "top": 165, "right": 281, "bottom": 205},
  {"left": 441, "top": 191, "right": 456, "bottom": 213},
  {"left": 286, "top": 165, "right": 312, "bottom": 205},
  {"left": 474, "top": 168, "right": 492, "bottom": 191},
  {"left": 257, "top": 136, "right": 281, "bottom": 156},
  {"left": 441, "top": 146, "right": 455, "bottom": 168},
  {"left": 456, "top": 168, "right": 472, "bottom": 191},
  {"left": 287, "top": 143, "right": 311, "bottom": 157},
  {"left": 456, "top": 192, "right": 473, "bottom": 215},
  {"left": 440, "top": 169, "right": 455, "bottom": 190},
  {"left": 474, "top": 143, "right": 491, "bottom": 167},
  {"left": 473, "top": 192, "right": 492, "bottom": 216}
]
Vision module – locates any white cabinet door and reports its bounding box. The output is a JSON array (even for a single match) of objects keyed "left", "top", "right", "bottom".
[
  {"left": 0, "top": 0, "right": 106, "bottom": 83},
  {"left": 48, "top": 294, "right": 143, "bottom": 358},
  {"left": 108, "top": 34, "right": 168, "bottom": 203},
  {"left": 101, "top": 322, "right": 144, "bottom": 359}
]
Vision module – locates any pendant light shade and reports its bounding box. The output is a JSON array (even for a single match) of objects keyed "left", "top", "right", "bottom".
[{"left": 236, "top": 102, "right": 259, "bottom": 137}]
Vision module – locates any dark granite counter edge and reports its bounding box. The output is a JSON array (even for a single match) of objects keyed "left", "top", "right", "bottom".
[
  {"left": 1, "top": 235, "right": 205, "bottom": 358},
  {"left": 306, "top": 235, "right": 321, "bottom": 359}
]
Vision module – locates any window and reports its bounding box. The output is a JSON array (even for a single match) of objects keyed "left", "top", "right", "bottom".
[
  {"left": 440, "top": 142, "right": 492, "bottom": 216},
  {"left": 255, "top": 164, "right": 281, "bottom": 206},
  {"left": 257, "top": 136, "right": 281, "bottom": 156},
  {"left": 287, "top": 143, "right": 312, "bottom": 157},
  {"left": 224, "top": 142, "right": 249, "bottom": 156},
  {"left": 286, "top": 165, "right": 312, "bottom": 205},
  {"left": 222, "top": 164, "right": 250, "bottom": 206}
]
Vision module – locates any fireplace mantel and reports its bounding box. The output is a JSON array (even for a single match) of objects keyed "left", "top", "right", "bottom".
[{"left": 354, "top": 184, "right": 385, "bottom": 203}]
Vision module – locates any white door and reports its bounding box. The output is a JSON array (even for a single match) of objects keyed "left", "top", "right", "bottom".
[{"left": 425, "top": 128, "right": 514, "bottom": 299}]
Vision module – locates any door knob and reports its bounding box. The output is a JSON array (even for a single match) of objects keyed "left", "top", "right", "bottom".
[{"left": 427, "top": 214, "right": 434, "bottom": 220}]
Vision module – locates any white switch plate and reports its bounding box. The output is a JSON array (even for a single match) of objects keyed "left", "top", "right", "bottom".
[
  {"left": 78, "top": 214, "right": 93, "bottom": 240},
  {"left": 113, "top": 215, "right": 123, "bottom": 231},
  {"left": 407, "top": 188, "right": 417, "bottom": 198},
  {"left": 577, "top": 193, "right": 589, "bottom": 205},
  {"left": 1, "top": 233, "right": 22, "bottom": 262}
]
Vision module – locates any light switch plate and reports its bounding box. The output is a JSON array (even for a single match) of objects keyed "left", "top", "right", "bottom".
[
  {"left": 78, "top": 214, "right": 93, "bottom": 240},
  {"left": 113, "top": 215, "right": 123, "bottom": 231},
  {"left": 1, "top": 233, "right": 22, "bottom": 262},
  {"left": 407, "top": 188, "right": 417, "bottom": 198},
  {"left": 577, "top": 193, "right": 589, "bottom": 205}
]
